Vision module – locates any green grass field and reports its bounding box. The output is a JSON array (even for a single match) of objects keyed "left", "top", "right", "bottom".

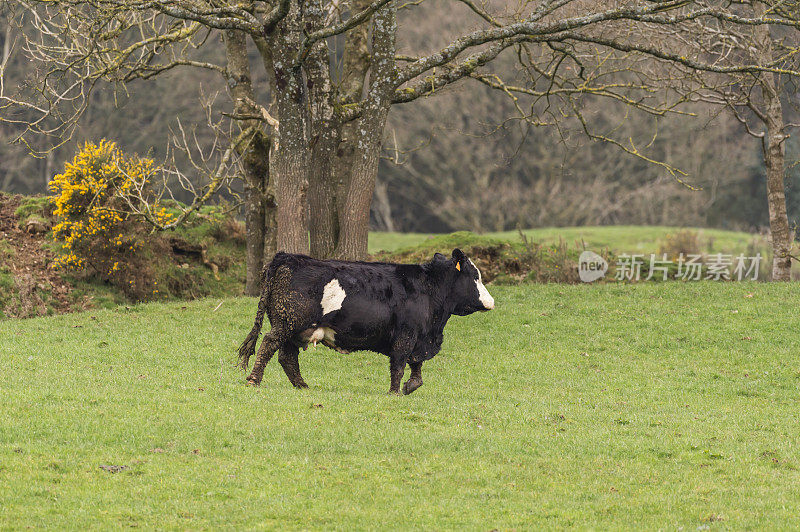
[
  {"left": 368, "top": 225, "right": 767, "bottom": 255},
  {"left": 3, "top": 282, "right": 800, "bottom": 529}
]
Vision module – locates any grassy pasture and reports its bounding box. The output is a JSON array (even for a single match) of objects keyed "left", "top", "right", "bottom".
[
  {"left": 368, "top": 225, "right": 767, "bottom": 255},
  {"left": 3, "top": 282, "right": 800, "bottom": 529}
]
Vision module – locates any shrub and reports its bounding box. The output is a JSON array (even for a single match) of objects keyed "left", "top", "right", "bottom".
[
  {"left": 49, "top": 140, "right": 162, "bottom": 299},
  {"left": 48, "top": 140, "right": 244, "bottom": 302},
  {"left": 657, "top": 229, "right": 701, "bottom": 259}
]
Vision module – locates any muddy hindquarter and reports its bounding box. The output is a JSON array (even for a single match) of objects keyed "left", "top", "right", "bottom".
[{"left": 267, "top": 264, "right": 325, "bottom": 335}]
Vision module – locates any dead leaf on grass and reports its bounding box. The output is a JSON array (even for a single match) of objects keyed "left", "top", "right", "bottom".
[{"left": 99, "top": 465, "right": 128, "bottom": 473}]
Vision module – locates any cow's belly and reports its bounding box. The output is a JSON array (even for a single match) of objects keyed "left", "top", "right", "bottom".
[
  {"left": 297, "top": 326, "right": 351, "bottom": 353},
  {"left": 326, "top": 329, "right": 389, "bottom": 353},
  {"left": 317, "top": 303, "right": 393, "bottom": 354},
  {"left": 296, "top": 325, "right": 390, "bottom": 354}
]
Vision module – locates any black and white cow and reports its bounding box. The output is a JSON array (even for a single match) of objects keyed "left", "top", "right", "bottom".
[{"left": 237, "top": 248, "right": 494, "bottom": 395}]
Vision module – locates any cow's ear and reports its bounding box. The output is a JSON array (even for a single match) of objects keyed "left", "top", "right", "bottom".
[
  {"left": 433, "top": 252, "right": 446, "bottom": 261},
  {"left": 452, "top": 248, "right": 466, "bottom": 271}
]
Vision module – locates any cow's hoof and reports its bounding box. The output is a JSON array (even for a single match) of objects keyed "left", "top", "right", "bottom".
[
  {"left": 389, "top": 389, "right": 402, "bottom": 396},
  {"left": 246, "top": 377, "right": 261, "bottom": 387},
  {"left": 293, "top": 381, "right": 309, "bottom": 389},
  {"left": 403, "top": 379, "right": 423, "bottom": 395}
]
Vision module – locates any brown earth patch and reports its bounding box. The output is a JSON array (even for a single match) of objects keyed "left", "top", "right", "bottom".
[{"left": 0, "top": 193, "right": 81, "bottom": 318}]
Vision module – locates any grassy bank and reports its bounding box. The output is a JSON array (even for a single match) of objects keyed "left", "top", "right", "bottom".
[
  {"left": 368, "top": 225, "right": 768, "bottom": 255},
  {"left": 1, "top": 192, "right": 776, "bottom": 318}
]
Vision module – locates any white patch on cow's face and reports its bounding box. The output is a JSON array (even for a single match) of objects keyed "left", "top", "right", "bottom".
[
  {"left": 469, "top": 259, "right": 494, "bottom": 310},
  {"left": 321, "top": 279, "right": 346, "bottom": 314}
]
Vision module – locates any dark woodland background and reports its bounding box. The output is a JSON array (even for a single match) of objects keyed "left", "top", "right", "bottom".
[{"left": 3, "top": 0, "right": 800, "bottom": 234}]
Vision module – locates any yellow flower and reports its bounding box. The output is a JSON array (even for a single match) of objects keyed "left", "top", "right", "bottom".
[{"left": 49, "top": 139, "right": 156, "bottom": 275}]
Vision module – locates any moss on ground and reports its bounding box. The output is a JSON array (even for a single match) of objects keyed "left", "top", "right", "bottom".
[
  {"left": 16, "top": 213, "right": 48, "bottom": 231},
  {"left": 0, "top": 239, "right": 14, "bottom": 260},
  {"left": 13, "top": 195, "right": 52, "bottom": 220}
]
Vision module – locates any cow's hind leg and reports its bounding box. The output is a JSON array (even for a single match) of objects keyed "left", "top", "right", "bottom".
[
  {"left": 247, "top": 333, "right": 282, "bottom": 386},
  {"left": 403, "top": 361, "right": 423, "bottom": 395},
  {"left": 278, "top": 342, "right": 308, "bottom": 389}
]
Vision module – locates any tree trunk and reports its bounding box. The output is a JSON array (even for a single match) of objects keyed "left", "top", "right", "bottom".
[
  {"left": 263, "top": 179, "right": 278, "bottom": 265},
  {"left": 373, "top": 180, "right": 395, "bottom": 231},
  {"left": 337, "top": 143, "right": 382, "bottom": 259},
  {"left": 332, "top": 0, "right": 372, "bottom": 256},
  {"left": 264, "top": 2, "right": 310, "bottom": 255},
  {"left": 754, "top": 2, "right": 792, "bottom": 281},
  {"left": 763, "top": 109, "right": 791, "bottom": 280},
  {"left": 272, "top": 132, "right": 309, "bottom": 254},
  {"left": 335, "top": 1, "right": 397, "bottom": 260},
  {"left": 243, "top": 175, "right": 265, "bottom": 295},
  {"left": 241, "top": 132, "right": 273, "bottom": 295},
  {"left": 307, "top": 123, "right": 339, "bottom": 259},
  {"left": 224, "top": 28, "right": 274, "bottom": 295},
  {"left": 306, "top": 0, "right": 340, "bottom": 258}
]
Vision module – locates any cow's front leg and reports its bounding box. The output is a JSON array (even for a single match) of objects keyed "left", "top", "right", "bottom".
[
  {"left": 389, "top": 355, "right": 407, "bottom": 395},
  {"left": 403, "top": 361, "right": 423, "bottom": 395},
  {"left": 388, "top": 331, "right": 416, "bottom": 395}
]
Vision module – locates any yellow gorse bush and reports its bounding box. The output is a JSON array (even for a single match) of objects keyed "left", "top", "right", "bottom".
[{"left": 49, "top": 140, "right": 157, "bottom": 273}]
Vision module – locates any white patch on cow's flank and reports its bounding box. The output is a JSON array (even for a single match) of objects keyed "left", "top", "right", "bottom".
[
  {"left": 321, "top": 279, "right": 346, "bottom": 314},
  {"left": 469, "top": 259, "right": 495, "bottom": 310}
]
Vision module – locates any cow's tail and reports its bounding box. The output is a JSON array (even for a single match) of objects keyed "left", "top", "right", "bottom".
[{"left": 237, "top": 261, "right": 273, "bottom": 370}]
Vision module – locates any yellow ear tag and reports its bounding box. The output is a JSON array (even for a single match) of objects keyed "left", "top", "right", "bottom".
[{"left": 456, "top": 262, "right": 461, "bottom": 271}]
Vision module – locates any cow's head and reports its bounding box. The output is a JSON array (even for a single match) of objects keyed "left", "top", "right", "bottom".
[{"left": 436, "top": 248, "right": 495, "bottom": 315}]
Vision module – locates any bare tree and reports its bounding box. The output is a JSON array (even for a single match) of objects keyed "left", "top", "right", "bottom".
[
  {"left": 4, "top": 0, "right": 800, "bottom": 282},
  {"left": 1, "top": 2, "right": 280, "bottom": 294},
  {"left": 705, "top": 0, "right": 799, "bottom": 280},
  {"left": 617, "top": 0, "right": 800, "bottom": 279}
]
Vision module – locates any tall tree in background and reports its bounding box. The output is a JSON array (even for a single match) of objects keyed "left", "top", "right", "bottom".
[
  {"left": 3, "top": 0, "right": 800, "bottom": 284},
  {"left": 632, "top": 0, "right": 800, "bottom": 280},
  {"left": 707, "top": 0, "right": 800, "bottom": 281}
]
